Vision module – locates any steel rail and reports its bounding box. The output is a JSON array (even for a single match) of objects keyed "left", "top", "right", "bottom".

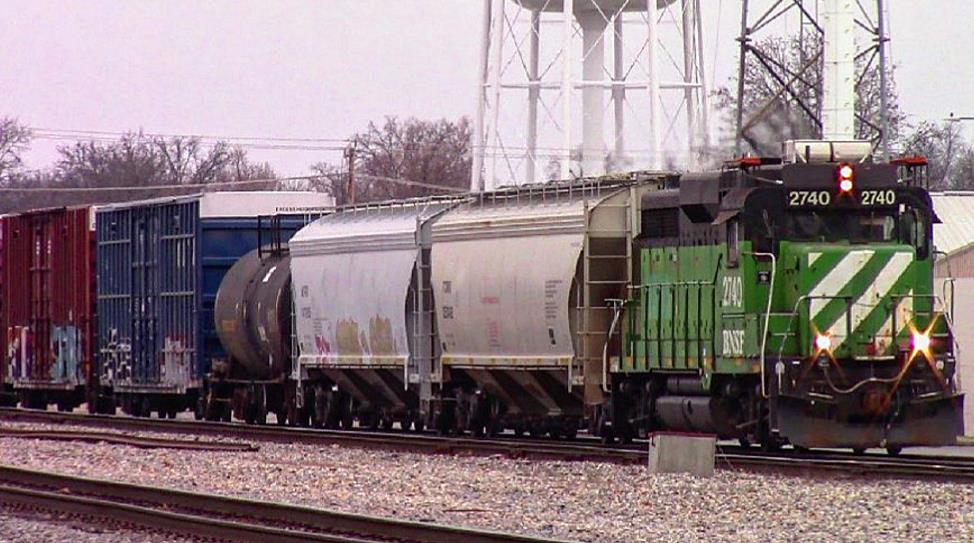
[
  {"left": 0, "top": 427, "right": 259, "bottom": 452},
  {"left": 0, "top": 407, "right": 644, "bottom": 463},
  {"left": 0, "top": 465, "right": 576, "bottom": 543},
  {"left": 2, "top": 408, "right": 974, "bottom": 481}
]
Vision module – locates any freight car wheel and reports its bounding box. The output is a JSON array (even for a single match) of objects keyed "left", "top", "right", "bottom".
[
  {"left": 886, "top": 446, "right": 902, "bottom": 457},
  {"left": 852, "top": 448, "right": 866, "bottom": 456},
  {"left": 194, "top": 395, "right": 206, "bottom": 421}
]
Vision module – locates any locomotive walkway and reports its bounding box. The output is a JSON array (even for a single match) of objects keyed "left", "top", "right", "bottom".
[
  {"left": 0, "top": 464, "right": 572, "bottom": 543},
  {"left": 1, "top": 407, "right": 973, "bottom": 483}
]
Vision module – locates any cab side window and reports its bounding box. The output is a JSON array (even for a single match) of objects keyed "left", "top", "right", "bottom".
[{"left": 727, "top": 219, "right": 740, "bottom": 267}]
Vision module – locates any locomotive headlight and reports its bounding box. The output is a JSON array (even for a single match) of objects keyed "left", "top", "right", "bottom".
[
  {"left": 815, "top": 334, "right": 832, "bottom": 352},
  {"left": 837, "top": 164, "right": 854, "bottom": 192},
  {"left": 912, "top": 331, "right": 931, "bottom": 353}
]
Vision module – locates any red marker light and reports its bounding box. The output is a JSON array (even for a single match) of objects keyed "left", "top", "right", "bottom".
[{"left": 837, "top": 164, "right": 854, "bottom": 192}]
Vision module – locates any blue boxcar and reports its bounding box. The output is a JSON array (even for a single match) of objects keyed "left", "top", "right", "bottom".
[{"left": 95, "top": 192, "right": 332, "bottom": 415}]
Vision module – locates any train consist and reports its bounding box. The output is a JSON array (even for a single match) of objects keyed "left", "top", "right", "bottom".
[{"left": 0, "top": 140, "right": 964, "bottom": 454}]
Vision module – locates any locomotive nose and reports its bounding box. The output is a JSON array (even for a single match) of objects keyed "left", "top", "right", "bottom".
[{"left": 794, "top": 244, "right": 916, "bottom": 360}]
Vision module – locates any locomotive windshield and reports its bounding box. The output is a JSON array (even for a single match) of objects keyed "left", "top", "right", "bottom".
[{"left": 743, "top": 192, "right": 931, "bottom": 257}]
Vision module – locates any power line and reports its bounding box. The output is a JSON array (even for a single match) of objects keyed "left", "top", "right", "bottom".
[
  {"left": 0, "top": 172, "right": 466, "bottom": 194},
  {"left": 29, "top": 126, "right": 672, "bottom": 155}
]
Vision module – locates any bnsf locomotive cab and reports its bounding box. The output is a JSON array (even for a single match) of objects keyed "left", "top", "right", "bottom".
[{"left": 619, "top": 140, "right": 964, "bottom": 454}]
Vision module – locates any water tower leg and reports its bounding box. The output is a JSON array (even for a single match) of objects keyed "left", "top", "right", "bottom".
[
  {"left": 612, "top": 15, "right": 625, "bottom": 170},
  {"left": 681, "top": 0, "right": 697, "bottom": 167},
  {"left": 647, "top": 0, "right": 662, "bottom": 170},
  {"left": 526, "top": 9, "right": 540, "bottom": 184},
  {"left": 694, "top": 0, "right": 711, "bottom": 151},
  {"left": 579, "top": 11, "right": 607, "bottom": 178},
  {"left": 471, "top": 0, "right": 492, "bottom": 192},
  {"left": 486, "top": 0, "right": 505, "bottom": 191},
  {"left": 560, "top": 0, "right": 574, "bottom": 180}
]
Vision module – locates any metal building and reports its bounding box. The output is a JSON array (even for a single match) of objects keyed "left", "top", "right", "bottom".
[{"left": 931, "top": 191, "right": 974, "bottom": 435}]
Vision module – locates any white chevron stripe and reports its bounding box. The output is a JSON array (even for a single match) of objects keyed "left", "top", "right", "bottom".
[
  {"left": 828, "top": 252, "right": 913, "bottom": 346},
  {"left": 809, "top": 250, "right": 874, "bottom": 321},
  {"left": 808, "top": 251, "right": 822, "bottom": 268}
]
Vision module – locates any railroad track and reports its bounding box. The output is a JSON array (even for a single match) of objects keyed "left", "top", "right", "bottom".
[
  {"left": 1, "top": 407, "right": 973, "bottom": 482},
  {"left": 0, "top": 464, "right": 574, "bottom": 543}
]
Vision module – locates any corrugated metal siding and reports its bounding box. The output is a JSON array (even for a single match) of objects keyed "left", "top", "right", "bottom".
[
  {"left": 1, "top": 208, "right": 95, "bottom": 389},
  {"left": 935, "top": 243, "right": 974, "bottom": 278},
  {"left": 98, "top": 193, "right": 330, "bottom": 394},
  {"left": 931, "top": 192, "right": 974, "bottom": 254}
]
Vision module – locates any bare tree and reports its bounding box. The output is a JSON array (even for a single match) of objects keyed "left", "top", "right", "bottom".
[
  {"left": 307, "top": 162, "right": 349, "bottom": 205},
  {"left": 0, "top": 117, "right": 32, "bottom": 181},
  {"left": 0, "top": 132, "right": 277, "bottom": 213},
  {"left": 350, "top": 116, "right": 471, "bottom": 202},
  {"left": 902, "top": 121, "right": 972, "bottom": 190}
]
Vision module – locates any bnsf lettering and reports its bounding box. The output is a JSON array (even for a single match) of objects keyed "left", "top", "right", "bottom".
[
  {"left": 722, "top": 329, "right": 745, "bottom": 357},
  {"left": 860, "top": 189, "right": 896, "bottom": 206},
  {"left": 721, "top": 276, "right": 743, "bottom": 309},
  {"left": 788, "top": 190, "right": 832, "bottom": 207}
]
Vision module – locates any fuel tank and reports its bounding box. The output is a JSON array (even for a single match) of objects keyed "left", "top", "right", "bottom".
[{"left": 214, "top": 248, "right": 292, "bottom": 379}]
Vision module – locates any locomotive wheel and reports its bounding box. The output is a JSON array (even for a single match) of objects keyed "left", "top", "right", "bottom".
[
  {"left": 194, "top": 395, "right": 206, "bottom": 421},
  {"left": 561, "top": 421, "right": 578, "bottom": 440},
  {"left": 528, "top": 422, "right": 545, "bottom": 439},
  {"left": 412, "top": 417, "right": 425, "bottom": 433},
  {"left": 253, "top": 387, "right": 267, "bottom": 425}
]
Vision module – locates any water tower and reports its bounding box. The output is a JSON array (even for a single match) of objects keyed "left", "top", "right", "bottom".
[{"left": 470, "top": 0, "right": 712, "bottom": 191}]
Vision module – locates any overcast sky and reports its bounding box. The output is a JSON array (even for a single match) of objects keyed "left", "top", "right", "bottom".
[{"left": 1, "top": 1, "right": 971, "bottom": 176}]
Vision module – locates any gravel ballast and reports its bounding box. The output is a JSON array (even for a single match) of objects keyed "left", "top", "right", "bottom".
[
  {"left": 0, "top": 422, "right": 971, "bottom": 542},
  {"left": 0, "top": 510, "right": 202, "bottom": 543}
]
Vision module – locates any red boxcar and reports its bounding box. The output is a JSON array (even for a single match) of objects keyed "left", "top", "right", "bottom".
[{"left": 0, "top": 207, "right": 96, "bottom": 411}]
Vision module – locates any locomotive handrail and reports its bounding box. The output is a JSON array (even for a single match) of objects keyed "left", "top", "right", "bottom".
[
  {"left": 744, "top": 251, "right": 776, "bottom": 399},
  {"left": 773, "top": 292, "right": 957, "bottom": 367}
]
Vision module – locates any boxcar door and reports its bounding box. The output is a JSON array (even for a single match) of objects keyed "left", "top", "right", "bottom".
[
  {"left": 131, "top": 208, "right": 161, "bottom": 386},
  {"left": 29, "top": 215, "right": 53, "bottom": 383},
  {"left": 158, "top": 201, "right": 196, "bottom": 389}
]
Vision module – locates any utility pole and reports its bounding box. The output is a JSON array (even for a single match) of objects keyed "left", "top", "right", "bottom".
[{"left": 344, "top": 144, "right": 357, "bottom": 206}]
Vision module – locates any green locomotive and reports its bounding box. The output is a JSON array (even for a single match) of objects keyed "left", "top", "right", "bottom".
[{"left": 609, "top": 141, "right": 964, "bottom": 453}]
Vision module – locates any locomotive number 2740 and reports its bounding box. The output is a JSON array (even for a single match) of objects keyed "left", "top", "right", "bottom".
[{"left": 788, "top": 190, "right": 831, "bottom": 207}]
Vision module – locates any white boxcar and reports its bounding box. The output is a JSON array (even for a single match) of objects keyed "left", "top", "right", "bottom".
[
  {"left": 288, "top": 198, "right": 460, "bottom": 429},
  {"left": 430, "top": 176, "right": 664, "bottom": 436}
]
